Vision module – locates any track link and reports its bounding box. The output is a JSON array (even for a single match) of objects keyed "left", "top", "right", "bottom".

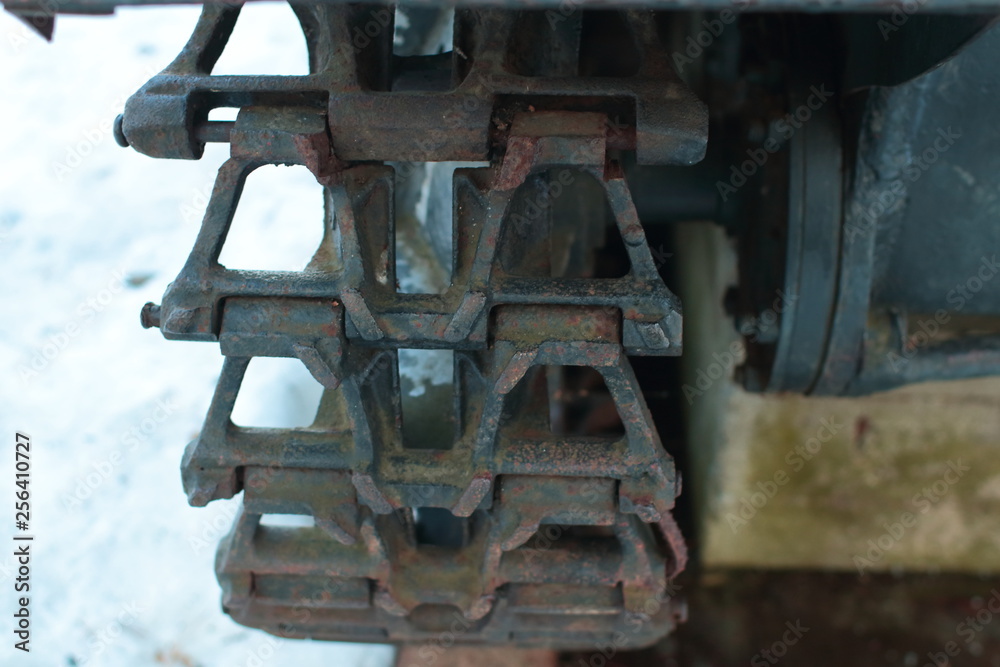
[{"left": 125, "top": 2, "right": 705, "bottom": 648}]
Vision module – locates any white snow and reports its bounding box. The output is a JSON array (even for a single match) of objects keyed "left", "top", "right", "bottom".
[{"left": 0, "top": 4, "right": 396, "bottom": 665}]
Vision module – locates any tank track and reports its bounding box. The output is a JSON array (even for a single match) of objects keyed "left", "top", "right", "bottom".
[{"left": 124, "top": 3, "right": 705, "bottom": 648}]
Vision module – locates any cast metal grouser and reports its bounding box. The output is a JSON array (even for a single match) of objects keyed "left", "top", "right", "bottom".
[{"left": 121, "top": 3, "right": 705, "bottom": 647}]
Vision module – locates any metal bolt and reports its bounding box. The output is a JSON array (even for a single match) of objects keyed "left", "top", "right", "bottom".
[
  {"left": 113, "top": 114, "right": 130, "bottom": 148},
  {"left": 140, "top": 302, "right": 161, "bottom": 329}
]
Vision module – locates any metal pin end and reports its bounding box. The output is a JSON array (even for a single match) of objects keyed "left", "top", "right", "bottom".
[
  {"left": 113, "top": 114, "right": 130, "bottom": 148},
  {"left": 140, "top": 302, "right": 161, "bottom": 329}
]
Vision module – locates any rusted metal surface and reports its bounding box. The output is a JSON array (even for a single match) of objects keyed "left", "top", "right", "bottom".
[
  {"left": 124, "top": 3, "right": 696, "bottom": 647},
  {"left": 152, "top": 110, "right": 685, "bottom": 356},
  {"left": 395, "top": 646, "right": 558, "bottom": 667},
  {"left": 115, "top": 5, "right": 706, "bottom": 167},
  {"left": 726, "top": 18, "right": 1000, "bottom": 396}
]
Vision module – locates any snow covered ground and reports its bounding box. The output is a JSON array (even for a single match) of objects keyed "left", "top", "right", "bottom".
[{"left": 0, "top": 4, "right": 396, "bottom": 666}]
